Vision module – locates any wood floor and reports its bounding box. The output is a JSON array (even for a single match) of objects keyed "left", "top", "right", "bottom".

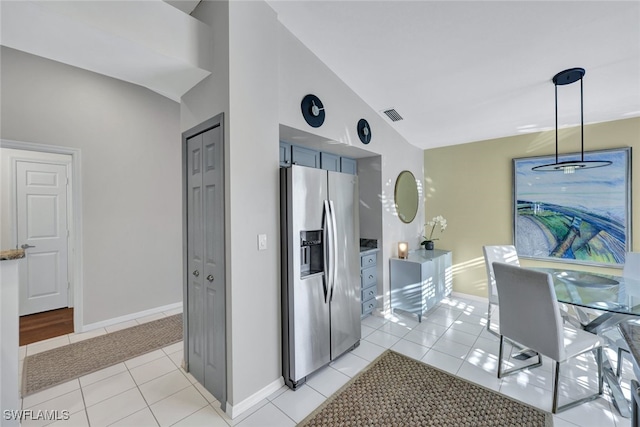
[{"left": 20, "top": 308, "right": 74, "bottom": 346}]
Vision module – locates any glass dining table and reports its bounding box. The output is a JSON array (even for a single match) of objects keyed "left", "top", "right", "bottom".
[{"left": 531, "top": 267, "right": 640, "bottom": 418}]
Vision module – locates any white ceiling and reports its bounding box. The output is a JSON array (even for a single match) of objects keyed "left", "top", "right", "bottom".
[
  {"left": 164, "top": 0, "right": 201, "bottom": 15},
  {"left": 267, "top": 1, "right": 640, "bottom": 149},
  {"left": 1, "top": 0, "right": 211, "bottom": 102},
  {"left": 3, "top": 1, "right": 637, "bottom": 150}
]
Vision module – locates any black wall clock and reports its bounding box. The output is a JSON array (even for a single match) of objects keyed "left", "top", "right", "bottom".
[
  {"left": 301, "top": 94, "right": 325, "bottom": 128},
  {"left": 357, "top": 119, "right": 372, "bottom": 144}
]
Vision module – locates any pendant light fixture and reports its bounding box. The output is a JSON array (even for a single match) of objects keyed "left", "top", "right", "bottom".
[{"left": 532, "top": 68, "right": 611, "bottom": 173}]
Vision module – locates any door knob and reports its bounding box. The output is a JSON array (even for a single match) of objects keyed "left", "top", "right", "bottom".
[
  {"left": 207, "top": 275, "right": 214, "bottom": 282},
  {"left": 192, "top": 270, "right": 200, "bottom": 277},
  {"left": 21, "top": 244, "right": 36, "bottom": 250}
]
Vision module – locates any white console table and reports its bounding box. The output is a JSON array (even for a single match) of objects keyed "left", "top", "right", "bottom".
[{"left": 389, "top": 249, "right": 452, "bottom": 322}]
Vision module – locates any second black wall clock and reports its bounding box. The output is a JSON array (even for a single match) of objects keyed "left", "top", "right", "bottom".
[
  {"left": 300, "top": 94, "right": 325, "bottom": 128},
  {"left": 357, "top": 119, "right": 372, "bottom": 144}
]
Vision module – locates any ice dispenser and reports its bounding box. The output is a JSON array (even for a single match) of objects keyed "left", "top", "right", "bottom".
[{"left": 300, "top": 230, "right": 323, "bottom": 278}]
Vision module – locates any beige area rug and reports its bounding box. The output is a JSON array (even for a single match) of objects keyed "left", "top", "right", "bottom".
[
  {"left": 22, "top": 314, "right": 182, "bottom": 396},
  {"left": 300, "top": 350, "right": 553, "bottom": 427}
]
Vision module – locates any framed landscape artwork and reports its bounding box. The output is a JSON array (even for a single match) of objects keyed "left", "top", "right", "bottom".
[{"left": 513, "top": 147, "right": 632, "bottom": 267}]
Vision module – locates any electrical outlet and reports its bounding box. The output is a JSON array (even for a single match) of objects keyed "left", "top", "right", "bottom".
[{"left": 258, "top": 234, "right": 267, "bottom": 251}]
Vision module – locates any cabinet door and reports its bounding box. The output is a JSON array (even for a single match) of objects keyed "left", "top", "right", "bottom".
[
  {"left": 433, "top": 251, "right": 453, "bottom": 301},
  {"left": 421, "top": 261, "right": 437, "bottom": 312},
  {"left": 320, "top": 152, "right": 340, "bottom": 171},
  {"left": 279, "top": 142, "right": 292, "bottom": 167},
  {"left": 291, "top": 145, "right": 320, "bottom": 168},
  {"left": 340, "top": 157, "right": 357, "bottom": 175}
]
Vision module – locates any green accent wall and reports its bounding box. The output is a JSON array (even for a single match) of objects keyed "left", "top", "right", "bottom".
[{"left": 424, "top": 117, "right": 640, "bottom": 298}]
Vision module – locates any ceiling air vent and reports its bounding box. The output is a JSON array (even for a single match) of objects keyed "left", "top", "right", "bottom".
[{"left": 382, "top": 108, "right": 403, "bottom": 122}]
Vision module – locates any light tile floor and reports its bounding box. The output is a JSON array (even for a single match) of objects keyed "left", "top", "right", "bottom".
[{"left": 18, "top": 297, "right": 631, "bottom": 426}]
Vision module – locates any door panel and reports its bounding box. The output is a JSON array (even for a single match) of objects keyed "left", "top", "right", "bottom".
[
  {"left": 328, "top": 171, "right": 361, "bottom": 358},
  {"left": 292, "top": 274, "right": 330, "bottom": 381},
  {"left": 17, "top": 161, "right": 69, "bottom": 316},
  {"left": 186, "top": 123, "right": 225, "bottom": 407},
  {"left": 202, "top": 126, "right": 225, "bottom": 395},
  {"left": 285, "top": 166, "right": 330, "bottom": 381},
  {"left": 290, "top": 165, "right": 330, "bottom": 373},
  {"left": 187, "top": 135, "right": 205, "bottom": 383}
]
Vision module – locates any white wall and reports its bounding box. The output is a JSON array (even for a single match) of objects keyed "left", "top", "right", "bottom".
[
  {"left": 181, "top": 0, "right": 281, "bottom": 410},
  {"left": 227, "top": 0, "right": 281, "bottom": 407},
  {"left": 278, "top": 26, "right": 425, "bottom": 313},
  {"left": 0, "top": 47, "right": 183, "bottom": 326}
]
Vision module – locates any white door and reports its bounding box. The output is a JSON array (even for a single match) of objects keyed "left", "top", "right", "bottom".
[{"left": 17, "top": 161, "right": 69, "bottom": 316}]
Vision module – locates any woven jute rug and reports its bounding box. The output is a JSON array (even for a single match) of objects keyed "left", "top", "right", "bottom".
[
  {"left": 300, "top": 350, "right": 553, "bottom": 427},
  {"left": 22, "top": 314, "right": 182, "bottom": 396}
]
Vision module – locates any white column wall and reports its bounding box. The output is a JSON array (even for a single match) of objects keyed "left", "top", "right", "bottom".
[
  {"left": 183, "top": 0, "right": 425, "bottom": 412},
  {"left": 278, "top": 26, "right": 425, "bottom": 314}
]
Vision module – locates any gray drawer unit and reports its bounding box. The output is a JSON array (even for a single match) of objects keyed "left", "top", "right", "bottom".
[
  {"left": 360, "top": 249, "right": 379, "bottom": 318},
  {"left": 361, "top": 266, "right": 376, "bottom": 287},
  {"left": 361, "top": 253, "right": 376, "bottom": 268},
  {"left": 361, "top": 298, "right": 377, "bottom": 316},
  {"left": 361, "top": 284, "right": 377, "bottom": 302}
]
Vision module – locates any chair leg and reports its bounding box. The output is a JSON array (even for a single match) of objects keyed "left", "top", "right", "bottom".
[
  {"left": 552, "top": 361, "right": 561, "bottom": 414},
  {"left": 497, "top": 335, "right": 542, "bottom": 378},
  {"left": 487, "top": 302, "right": 500, "bottom": 338},
  {"left": 552, "top": 346, "right": 604, "bottom": 413}
]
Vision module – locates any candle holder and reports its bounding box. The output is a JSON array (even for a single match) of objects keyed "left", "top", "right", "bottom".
[{"left": 398, "top": 242, "right": 408, "bottom": 259}]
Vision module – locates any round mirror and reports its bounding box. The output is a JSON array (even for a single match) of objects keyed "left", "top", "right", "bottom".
[{"left": 394, "top": 170, "right": 419, "bottom": 223}]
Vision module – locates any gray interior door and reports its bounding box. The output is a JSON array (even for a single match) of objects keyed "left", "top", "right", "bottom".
[{"left": 186, "top": 118, "right": 225, "bottom": 409}]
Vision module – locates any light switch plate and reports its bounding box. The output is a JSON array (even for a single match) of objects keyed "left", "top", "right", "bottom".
[{"left": 258, "top": 234, "right": 267, "bottom": 251}]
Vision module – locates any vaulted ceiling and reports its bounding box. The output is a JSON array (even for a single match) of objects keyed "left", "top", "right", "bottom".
[
  {"left": 3, "top": 1, "right": 638, "bottom": 150},
  {"left": 267, "top": 1, "right": 640, "bottom": 149}
]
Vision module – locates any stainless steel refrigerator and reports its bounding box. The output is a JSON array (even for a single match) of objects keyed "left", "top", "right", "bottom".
[{"left": 280, "top": 165, "right": 361, "bottom": 390}]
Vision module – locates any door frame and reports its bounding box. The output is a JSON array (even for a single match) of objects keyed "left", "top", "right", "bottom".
[
  {"left": 181, "top": 113, "right": 227, "bottom": 410},
  {"left": 1, "top": 139, "right": 84, "bottom": 333}
]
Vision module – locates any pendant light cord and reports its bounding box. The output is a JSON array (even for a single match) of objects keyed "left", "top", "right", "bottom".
[
  {"left": 555, "top": 83, "right": 558, "bottom": 164},
  {"left": 580, "top": 77, "right": 584, "bottom": 162}
]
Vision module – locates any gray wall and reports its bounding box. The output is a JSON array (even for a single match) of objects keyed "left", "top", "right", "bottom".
[{"left": 0, "top": 46, "right": 183, "bottom": 325}]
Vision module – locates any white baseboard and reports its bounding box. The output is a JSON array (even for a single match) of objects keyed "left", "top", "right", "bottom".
[
  {"left": 450, "top": 291, "right": 488, "bottom": 303},
  {"left": 225, "top": 377, "right": 284, "bottom": 419},
  {"left": 79, "top": 302, "right": 183, "bottom": 333}
]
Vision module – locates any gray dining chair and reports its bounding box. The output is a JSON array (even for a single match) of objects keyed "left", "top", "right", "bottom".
[
  {"left": 493, "top": 262, "right": 604, "bottom": 413},
  {"left": 482, "top": 245, "right": 520, "bottom": 336}
]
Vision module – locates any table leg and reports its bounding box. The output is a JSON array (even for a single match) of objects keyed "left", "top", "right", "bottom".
[
  {"left": 580, "top": 313, "right": 633, "bottom": 418},
  {"left": 604, "top": 357, "right": 631, "bottom": 418}
]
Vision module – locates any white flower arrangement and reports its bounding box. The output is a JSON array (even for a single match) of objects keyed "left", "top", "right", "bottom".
[{"left": 422, "top": 215, "right": 447, "bottom": 243}]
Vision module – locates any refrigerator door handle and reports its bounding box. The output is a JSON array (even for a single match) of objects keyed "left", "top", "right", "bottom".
[
  {"left": 322, "top": 200, "right": 331, "bottom": 303},
  {"left": 329, "top": 200, "right": 338, "bottom": 302}
]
